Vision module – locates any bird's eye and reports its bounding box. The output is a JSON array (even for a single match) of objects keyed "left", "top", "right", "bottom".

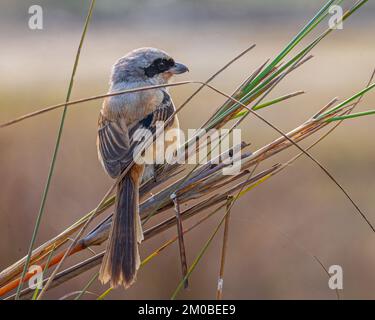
[{"left": 157, "top": 60, "right": 169, "bottom": 71}]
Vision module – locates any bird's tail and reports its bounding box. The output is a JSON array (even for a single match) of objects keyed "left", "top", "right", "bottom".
[{"left": 99, "top": 169, "right": 144, "bottom": 288}]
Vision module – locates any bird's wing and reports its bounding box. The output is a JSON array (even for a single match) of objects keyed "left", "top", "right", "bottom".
[
  {"left": 97, "top": 114, "right": 133, "bottom": 178},
  {"left": 97, "top": 90, "right": 175, "bottom": 179}
]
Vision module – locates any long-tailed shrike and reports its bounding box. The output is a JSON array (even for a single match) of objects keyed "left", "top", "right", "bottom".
[{"left": 97, "top": 47, "right": 188, "bottom": 288}]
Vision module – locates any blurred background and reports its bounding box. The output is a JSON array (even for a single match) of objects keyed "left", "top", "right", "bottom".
[{"left": 1, "top": 0, "right": 375, "bottom": 299}]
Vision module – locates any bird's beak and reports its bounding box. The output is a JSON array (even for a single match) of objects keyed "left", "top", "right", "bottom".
[{"left": 169, "top": 62, "right": 189, "bottom": 74}]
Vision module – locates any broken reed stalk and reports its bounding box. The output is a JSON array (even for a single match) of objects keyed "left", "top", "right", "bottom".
[
  {"left": 171, "top": 159, "right": 262, "bottom": 299},
  {"left": 216, "top": 196, "right": 233, "bottom": 300},
  {"left": 171, "top": 193, "right": 189, "bottom": 289}
]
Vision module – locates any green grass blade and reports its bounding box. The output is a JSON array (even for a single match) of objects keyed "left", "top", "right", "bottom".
[
  {"left": 232, "top": 91, "right": 305, "bottom": 119},
  {"left": 97, "top": 287, "right": 113, "bottom": 300},
  {"left": 209, "top": 46, "right": 314, "bottom": 126},
  {"left": 210, "top": 0, "right": 368, "bottom": 127},
  {"left": 74, "top": 272, "right": 98, "bottom": 300},
  {"left": 211, "top": 0, "right": 338, "bottom": 120},
  {"left": 326, "top": 109, "right": 375, "bottom": 122},
  {"left": 319, "top": 82, "right": 375, "bottom": 118},
  {"left": 242, "top": 0, "right": 338, "bottom": 94}
]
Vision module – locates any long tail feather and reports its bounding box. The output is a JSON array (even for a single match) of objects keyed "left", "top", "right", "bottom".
[{"left": 99, "top": 172, "right": 143, "bottom": 288}]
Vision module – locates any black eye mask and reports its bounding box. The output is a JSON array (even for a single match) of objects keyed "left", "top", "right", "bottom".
[{"left": 143, "top": 58, "right": 175, "bottom": 78}]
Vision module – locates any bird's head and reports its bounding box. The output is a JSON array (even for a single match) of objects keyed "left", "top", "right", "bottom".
[{"left": 111, "top": 47, "right": 189, "bottom": 85}]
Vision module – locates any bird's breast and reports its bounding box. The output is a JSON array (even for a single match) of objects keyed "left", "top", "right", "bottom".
[{"left": 101, "top": 83, "right": 164, "bottom": 126}]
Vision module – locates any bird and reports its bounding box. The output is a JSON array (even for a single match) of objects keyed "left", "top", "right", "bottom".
[{"left": 96, "top": 47, "right": 189, "bottom": 288}]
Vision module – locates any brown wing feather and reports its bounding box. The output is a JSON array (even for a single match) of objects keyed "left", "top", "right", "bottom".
[
  {"left": 97, "top": 90, "right": 176, "bottom": 179},
  {"left": 97, "top": 114, "right": 132, "bottom": 178}
]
